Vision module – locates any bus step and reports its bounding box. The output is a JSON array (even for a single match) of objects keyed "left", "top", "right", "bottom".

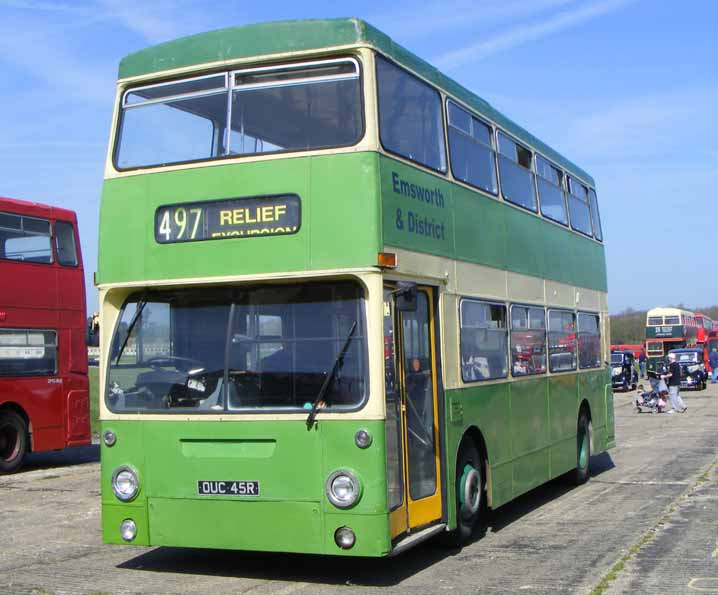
[{"left": 389, "top": 523, "right": 446, "bottom": 557}]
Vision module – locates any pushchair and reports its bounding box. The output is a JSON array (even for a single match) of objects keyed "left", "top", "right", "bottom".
[{"left": 635, "top": 378, "right": 667, "bottom": 414}]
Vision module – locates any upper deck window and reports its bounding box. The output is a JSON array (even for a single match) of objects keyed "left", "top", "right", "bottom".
[
  {"left": 376, "top": 56, "right": 447, "bottom": 173},
  {"left": 588, "top": 189, "right": 603, "bottom": 241},
  {"left": 664, "top": 315, "right": 681, "bottom": 325},
  {"left": 115, "top": 58, "right": 363, "bottom": 170},
  {"left": 447, "top": 101, "right": 497, "bottom": 195},
  {"left": 536, "top": 156, "right": 567, "bottom": 225},
  {"left": 0, "top": 212, "right": 53, "bottom": 264},
  {"left": 567, "top": 177, "right": 592, "bottom": 237},
  {"left": 647, "top": 316, "right": 663, "bottom": 325},
  {"left": 55, "top": 221, "right": 78, "bottom": 267},
  {"left": 497, "top": 132, "right": 537, "bottom": 212}
]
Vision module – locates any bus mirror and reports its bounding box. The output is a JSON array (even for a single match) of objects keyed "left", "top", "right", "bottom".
[{"left": 395, "top": 282, "right": 418, "bottom": 312}]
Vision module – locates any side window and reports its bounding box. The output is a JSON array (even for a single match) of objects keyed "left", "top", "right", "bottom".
[
  {"left": 510, "top": 305, "right": 546, "bottom": 376},
  {"left": 460, "top": 299, "right": 508, "bottom": 382},
  {"left": 578, "top": 312, "right": 601, "bottom": 369},
  {"left": 548, "top": 309, "right": 577, "bottom": 372},
  {"left": 0, "top": 213, "right": 53, "bottom": 264},
  {"left": 55, "top": 221, "right": 78, "bottom": 266},
  {"left": 497, "top": 132, "right": 537, "bottom": 212},
  {"left": 536, "top": 156, "right": 567, "bottom": 225},
  {"left": 588, "top": 189, "right": 603, "bottom": 241},
  {"left": 376, "top": 56, "right": 447, "bottom": 173},
  {"left": 567, "top": 177, "right": 592, "bottom": 236},
  {"left": 0, "top": 329, "right": 57, "bottom": 376},
  {"left": 447, "top": 101, "right": 498, "bottom": 195}
]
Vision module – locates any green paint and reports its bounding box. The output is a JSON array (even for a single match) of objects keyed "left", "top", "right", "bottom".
[
  {"left": 443, "top": 369, "right": 611, "bottom": 530},
  {"left": 379, "top": 156, "right": 608, "bottom": 292},
  {"left": 118, "top": 18, "right": 593, "bottom": 186},
  {"left": 101, "top": 419, "right": 391, "bottom": 556},
  {"left": 98, "top": 153, "right": 606, "bottom": 292}
]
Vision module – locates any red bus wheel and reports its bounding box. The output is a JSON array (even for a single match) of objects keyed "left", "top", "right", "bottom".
[{"left": 0, "top": 411, "right": 28, "bottom": 474}]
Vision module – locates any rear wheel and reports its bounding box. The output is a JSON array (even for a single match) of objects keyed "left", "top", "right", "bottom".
[
  {"left": 570, "top": 413, "right": 591, "bottom": 485},
  {"left": 0, "top": 411, "right": 28, "bottom": 475},
  {"left": 441, "top": 437, "right": 482, "bottom": 547}
]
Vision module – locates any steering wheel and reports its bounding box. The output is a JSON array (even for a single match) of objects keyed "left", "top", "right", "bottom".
[{"left": 145, "top": 356, "right": 204, "bottom": 373}]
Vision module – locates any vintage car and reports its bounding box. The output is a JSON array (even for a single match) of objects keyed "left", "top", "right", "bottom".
[
  {"left": 668, "top": 348, "right": 707, "bottom": 391},
  {"left": 611, "top": 350, "right": 638, "bottom": 391}
]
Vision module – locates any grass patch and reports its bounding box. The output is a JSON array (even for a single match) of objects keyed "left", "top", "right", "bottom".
[{"left": 89, "top": 366, "right": 100, "bottom": 437}]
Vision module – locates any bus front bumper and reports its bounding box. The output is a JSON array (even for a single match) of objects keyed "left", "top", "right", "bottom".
[{"left": 102, "top": 499, "right": 392, "bottom": 557}]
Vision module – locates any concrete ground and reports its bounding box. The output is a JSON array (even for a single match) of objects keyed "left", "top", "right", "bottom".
[{"left": 2, "top": 382, "right": 718, "bottom": 595}]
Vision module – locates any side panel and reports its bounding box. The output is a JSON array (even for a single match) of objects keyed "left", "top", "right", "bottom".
[{"left": 379, "top": 155, "right": 608, "bottom": 293}]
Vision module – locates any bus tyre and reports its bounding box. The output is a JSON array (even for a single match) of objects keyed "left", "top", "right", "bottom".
[
  {"left": 0, "top": 411, "right": 28, "bottom": 475},
  {"left": 441, "top": 438, "right": 482, "bottom": 547},
  {"left": 571, "top": 414, "right": 591, "bottom": 485}
]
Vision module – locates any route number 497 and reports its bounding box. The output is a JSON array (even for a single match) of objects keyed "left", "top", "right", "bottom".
[{"left": 158, "top": 207, "right": 203, "bottom": 242}]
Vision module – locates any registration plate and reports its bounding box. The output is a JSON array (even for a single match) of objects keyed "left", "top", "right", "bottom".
[{"left": 197, "top": 480, "right": 260, "bottom": 496}]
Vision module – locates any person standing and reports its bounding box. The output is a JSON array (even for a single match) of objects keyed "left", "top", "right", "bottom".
[
  {"left": 638, "top": 349, "right": 646, "bottom": 379},
  {"left": 662, "top": 352, "right": 687, "bottom": 413},
  {"left": 710, "top": 348, "right": 718, "bottom": 384}
]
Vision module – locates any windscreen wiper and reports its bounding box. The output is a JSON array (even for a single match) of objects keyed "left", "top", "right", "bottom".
[
  {"left": 114, "top": 294, "right": 148, "bottom": 365},
  {"left": 306, "top": 321, "right": 357, "bottom": 429}
]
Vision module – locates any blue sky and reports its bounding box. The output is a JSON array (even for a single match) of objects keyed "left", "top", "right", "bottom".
[{"left": 0, "top": 0, "right": 715, "bottom": 314}]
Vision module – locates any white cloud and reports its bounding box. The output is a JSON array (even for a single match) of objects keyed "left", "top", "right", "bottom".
[{"left": 433, "top": 0, "right": 636, "bottom": 69}]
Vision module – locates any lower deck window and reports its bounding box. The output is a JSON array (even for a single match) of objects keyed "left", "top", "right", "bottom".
[
  {"left": 548, "top": 309, "right": 577, "bottom": 372},
  {"left": 0, "top": 329, "right": 57, "bottom": 376},
  {"left": 460, "top": 299, "right": 508, "bottom": 381},
  {"left": 578, "top": 312, "right": 601, "bottom": 369}
]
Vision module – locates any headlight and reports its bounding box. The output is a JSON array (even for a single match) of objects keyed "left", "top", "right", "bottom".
[
  {"left": 103, "top": 430, "right": 117, "bottom": 447},
  {"left": 326, "top": 470, "right": 361, "bottom": 509},
  {"left": 120, "top": 519, "right": 137, "bottom": 542},
  {"left": 612, "top": 367, "right": 622, "bottom": 375},
  {"left": 112, "top": 466, "right": 140, "bottom": 502},
  {"left": 687, "top": 364, "right": 699, "bottom": 373}
]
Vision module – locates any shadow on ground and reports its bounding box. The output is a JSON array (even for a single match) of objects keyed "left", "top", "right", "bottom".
[
  {"left": 21, "top": 444, "right": 99, "bottom": 473},
  {"left": 117, "top": 452, "right": 614, "bottom": 586}
]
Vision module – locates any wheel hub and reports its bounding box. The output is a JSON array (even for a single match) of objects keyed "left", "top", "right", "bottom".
[{"left": 459, "top": 464, "right": 481, "bottom": 518}]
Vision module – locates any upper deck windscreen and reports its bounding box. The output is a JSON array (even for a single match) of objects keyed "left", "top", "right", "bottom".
[{"left": 115, "top": 58, "right": 363, "bottom": 169}]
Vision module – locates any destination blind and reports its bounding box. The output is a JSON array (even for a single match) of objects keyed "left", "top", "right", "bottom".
[{"left": 155, "top": 194, "right": 300, "bottom": 244}]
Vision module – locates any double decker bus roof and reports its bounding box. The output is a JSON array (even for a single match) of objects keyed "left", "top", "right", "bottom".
[
  {"left": 0, "top": 196, "right": 77, "bottom": 222},
  {"left": 118, "top": 17, "right": 595, "bottom": 187}
]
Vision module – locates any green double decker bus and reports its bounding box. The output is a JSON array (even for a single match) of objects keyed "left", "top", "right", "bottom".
[{"left": 98, "top": 18, "right": 614, "bottom": 556}]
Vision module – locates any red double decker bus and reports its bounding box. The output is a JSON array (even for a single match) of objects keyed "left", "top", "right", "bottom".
[
  {"left": 696, "top": 313, "right": 715, "bottom": 347},
  {"left": 0, "top": 197, "right": 90, "bottom": 473}
]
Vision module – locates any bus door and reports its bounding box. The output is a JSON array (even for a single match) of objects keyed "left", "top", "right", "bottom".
[{"left": 383, "top": 285, "right": 442, "bottom": 539}]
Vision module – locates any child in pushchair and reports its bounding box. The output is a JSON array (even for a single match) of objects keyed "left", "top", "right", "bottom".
[{"left": 635, "top": 380, "right": 667, "bottom": 414}]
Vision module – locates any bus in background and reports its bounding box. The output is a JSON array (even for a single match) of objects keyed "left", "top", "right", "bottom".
[
  {"left": 703, "top": 330, "right": 718, "bottom": 375},
  {"left": 98, "top": 18, "right": 613, "bottom": 556},
  {"left": 645, "top": 307, "right": 698, "bottom": 375},
  {"left": 695, "top": 312, "right": 713, "bottom": 347},
  {"left": 610, "top": 343, "right": 643, "bottom": 358},
  {"left": 0, "top": 197, "right": 90, "bottom": 474}
]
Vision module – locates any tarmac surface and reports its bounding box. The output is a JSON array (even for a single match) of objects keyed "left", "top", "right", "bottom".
[{"left": 2, "top": 382, "right": 718, "bottom": 595}]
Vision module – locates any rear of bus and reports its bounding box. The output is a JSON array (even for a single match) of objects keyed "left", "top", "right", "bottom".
[{"left": 0, "top": 197, "right": 90, "bottom": 473}]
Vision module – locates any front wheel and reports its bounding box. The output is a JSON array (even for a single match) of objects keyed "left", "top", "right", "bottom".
[
  {"left": 570, "top": 414, "right": 591, "bottom": 485},
  {"left": 0, "top": 410, "right": 28, "bottom": 474},
  {"left": 441, "top": 437, "right": 482, "bottom": 547}
]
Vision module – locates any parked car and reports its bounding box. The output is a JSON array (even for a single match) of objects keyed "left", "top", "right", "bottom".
[
  {"left": 611, "top": 350, "right": 638, "bottom": 391},
  {"left": 668, "top": 348, "right": 707, "bottom": 391}
]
